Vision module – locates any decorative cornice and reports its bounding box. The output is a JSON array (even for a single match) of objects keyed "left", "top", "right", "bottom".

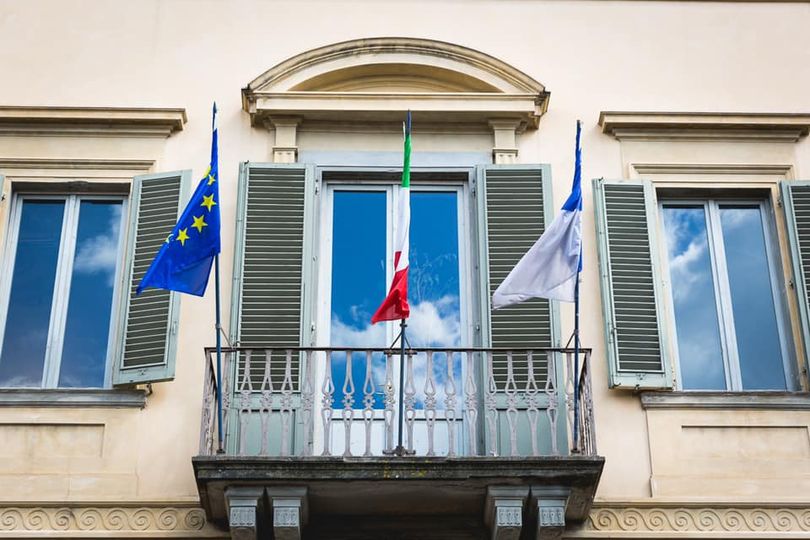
[
  {"left": 0, "top": 158, "right": 154, "bottom": 171},
  {"left": 630, "top": 162, "right": 793, "bottom": 178},
  {"left": 0, "top": 106, "right": 187, "bottom": 138},
  {"left": 599, "top": 111, "right": 810, "bottom": 142},
  {"left": 0, "top": 504, "right": 224, "bottom": 537},
  {"left": 578, "top": 504, "right": 810, "bottom": 537},
  {"left": 243, "top": 37, "right": 549, "bottom": 131}
]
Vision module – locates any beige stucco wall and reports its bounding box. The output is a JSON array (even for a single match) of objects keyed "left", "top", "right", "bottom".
[{"left": 1, "top": 0, "right": 810, "bottom": 536}]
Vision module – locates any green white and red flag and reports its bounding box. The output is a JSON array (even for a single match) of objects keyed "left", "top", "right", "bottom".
[{"left": 372, "top": 112, "right": 412, "bottom": 324}]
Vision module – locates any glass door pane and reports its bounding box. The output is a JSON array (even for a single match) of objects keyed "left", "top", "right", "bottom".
[{"left": 329, "top": 190, "right": 387, "bottom": 408}]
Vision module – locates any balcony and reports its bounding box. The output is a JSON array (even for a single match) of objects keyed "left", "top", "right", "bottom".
[{"left": 193, "top": 347, "right": 603, "bottom": 540}]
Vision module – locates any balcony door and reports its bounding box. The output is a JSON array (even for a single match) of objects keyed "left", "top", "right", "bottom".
[{"left": 316, "top": 178, "right": 472, "bottom": 456}]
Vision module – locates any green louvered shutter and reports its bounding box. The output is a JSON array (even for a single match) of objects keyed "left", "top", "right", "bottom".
[
  {"left": 781, "top": 181, "right": 810, "bottom": 376},
  {"left": 232, "top": 163, "right": 313, "bottom": 389},
  {"left": 113, "top": 170, "right": 190, "bottom": 385},
  {"left": 479, "top": 165, "right": 559, "bottom": 386},
  {"left": 593, "top": 178, "right": 672, "bottom": 389}
]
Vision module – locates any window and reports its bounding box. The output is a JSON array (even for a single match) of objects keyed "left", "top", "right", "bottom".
[
  {"left": 0, "top": 194, "right": 127, "bottom": 388},
  {"left": 594, "top": 178, "right": 807, "bottom": 392},
  {"left": 319, "top": 180, "right": 469, "bottom": 454},
  {"left": 660, "top": 199, "right": 793, "bottom": 391}
]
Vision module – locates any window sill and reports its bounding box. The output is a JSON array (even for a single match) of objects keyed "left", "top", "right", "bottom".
[
  {"left": 0, "top": 388, "right": 146, "bottom": 408},
  {"left": 640, "top": 391, "right": 810, "bottom": 410}
]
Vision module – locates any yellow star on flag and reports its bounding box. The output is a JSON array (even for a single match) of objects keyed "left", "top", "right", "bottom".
[
  {"left": 191, "top": 215, "right": 208, "bottom": 233},
  {"left": 207, "top": 173, "right": 216, "bottom": 186},
  {"left": 201, "top": 194, "right": 217, "bottom": 212},
  {"left": 176, "top": 228, "right": 190, "bottom": 246}
]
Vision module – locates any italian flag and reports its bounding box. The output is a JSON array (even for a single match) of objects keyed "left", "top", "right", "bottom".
[{"left": 372, "top": 112, "right": 411, "bottom": 324}]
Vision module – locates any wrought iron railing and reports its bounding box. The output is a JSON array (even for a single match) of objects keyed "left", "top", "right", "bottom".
[{"left": 199, "top": 347, "right": 596, "bottom": 458}]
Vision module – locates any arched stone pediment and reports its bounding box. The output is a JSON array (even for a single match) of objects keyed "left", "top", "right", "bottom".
[{"left": 242, "top": 37, "right": 549, "bottom": 132}]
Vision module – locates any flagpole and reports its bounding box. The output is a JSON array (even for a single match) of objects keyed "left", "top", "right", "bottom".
[
  {"left": 214, "top": 254, "right": 224, "bottom": 453},
  {"left": 572, "top": 119, "right": 582, "bottom": 453},
  {"left": 396, "top": 318, "right": 407, "bottom": 455},
  {"left": 573, "top": 269, "right": 581, "bottom": 453}
]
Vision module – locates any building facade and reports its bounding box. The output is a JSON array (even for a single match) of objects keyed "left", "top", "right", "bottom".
[{"left": 0, "top": 0, "right": 809, "bottom": 538}]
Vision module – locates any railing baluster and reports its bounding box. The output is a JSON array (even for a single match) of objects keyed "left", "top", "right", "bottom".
[
  {"left": 485, "top": 351, "right": 498, "bottom": 456},
  {"left": 342, "top": 350, "right": 355, "bottom": 457},
  {"left": 221, "top": 351, "right": 233, "bottom": 452},
  {"left": 546, "top": 351, "right": 559, "bottom": 455},
  {"left": 320, "top": 353, "right": 335, "bottom": 456},
  {"left": 199, "top": 353, "right": 215, "bottom": 455},
  {"left": 362, "top": 350, "right": 375, "bottom": 457},
  {"left": 525, "top": 351, "right": 540, "bottom": 457},
  {"left": 404, "top": 352, "right": 416, "bottom": 454},
  {"left": 444, "top": 352, "right": 458, "bottom": 457},
  {"left": 259, "top": 350, "right": 273, "bottom": 456},
  {"left": 564, "top": 351, "right": 575, "bottom": 453},
  {"left": 583, "top": 351, "right": 597, "bottom": 455},
  {"left": 301, "top": 350, "right": 314, "bottom": 456},
  {"left": 463, "top": 350, "right": 478, "bottom": 456},
  {"left": 280, "top": 350, "right": 294, "bottom": 456},
  {"left": 383, "top": 352, "right": 396, "bottom": 454},
  {"left": 423, "top": 351, "right": 437, "bottom": 456},
  {"left": 238, "top": 350, "right": 253, "bottom": 456},
  {"left": 505, "top": 351, "right": 518, "bottom": 457}
]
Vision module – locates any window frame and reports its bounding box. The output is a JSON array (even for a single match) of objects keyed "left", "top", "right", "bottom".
[
  {"left": 0, "top": 191, "right": 129, "bottom": 389},
  {"left": 313, "top": 171, "right": 474, "bottom": 454},
  {"left": 658, "top": 195, "right": 797, "bottom": 391}
]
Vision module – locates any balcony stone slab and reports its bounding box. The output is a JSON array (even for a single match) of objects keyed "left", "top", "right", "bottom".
[{"left": 193, "top": 455, "right": 603, "bottom": 538}]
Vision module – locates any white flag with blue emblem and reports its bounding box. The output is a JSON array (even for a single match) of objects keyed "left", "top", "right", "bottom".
[{"left": 492, "top": 121, "right": 583, "bottom": 308}]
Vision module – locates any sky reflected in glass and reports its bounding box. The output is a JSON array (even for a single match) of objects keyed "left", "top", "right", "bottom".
[
  {"left": 59, "top": 201, "right": 123, "bottom": 388},
  {"left": 662, "top": 205, "right": 726, "bottom": 390},
  {"left": 719, "top": 206, "right": 786, "bottom": 390},
  {"left": 329, "top": 189, "right": 461, "bottom": 410},
  {"left": 0, "top": 200, "right": 65, "bottom": 387}
]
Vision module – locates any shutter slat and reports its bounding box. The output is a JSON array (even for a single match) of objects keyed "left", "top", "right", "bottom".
[
  {"left": 781, "top": 182, "right": 810, "bottom": 377},
  {"left": 114, "top": 172, "right": 186, "bottom": 385},
  {"left": 236, "top": 165, "right": 306, "bottom": 390},
  {"left": 594, "top": 179, "right": 671, "bottom": 389},
  {"left": 485, "top": 168, "right": 552, "bottom": 386}
]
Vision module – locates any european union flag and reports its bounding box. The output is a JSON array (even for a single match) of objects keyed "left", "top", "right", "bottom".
[{"left": 137, "top": 103, "right": 221, "bottom": 297}]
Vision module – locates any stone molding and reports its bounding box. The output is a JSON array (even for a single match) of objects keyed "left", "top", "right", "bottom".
[
  {"left": 576, "top": 504, "right": 810, "bottom": 537},
  {"left": 0, "top": 504, "right": 225, "bottom": 537},
  {"left": 0, "top": 388, "right": 146, "bottom": 408},
  {"left": 641, "top": 391, "right": 810, "bottom": 410},
  {"left": 599, "top": 111, "right": 810, "bottom": 142},
  {"left": 242, "top": 37, "right": 549, "bottom": 134},
  {"left": 0, "top": 106, "right": 187, "bottom": 138}
]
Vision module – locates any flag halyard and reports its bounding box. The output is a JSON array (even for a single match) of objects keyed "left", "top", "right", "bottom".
[
  {"left": 136, "top": 104, "right": 221, "bottom": 297},
  {"left": 372, "top": 112, "right": 412, "bottom": 324}
]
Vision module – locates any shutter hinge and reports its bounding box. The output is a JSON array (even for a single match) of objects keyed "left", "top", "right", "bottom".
[
  {"left": 171, "top": 320, "right": 178, "bottom": 336},
  {"left": 315, "top": 181, "right": 321, "bottom": 195},
  {"left": 789, "top": 279, "right": 795, "bottom": 289},
  {"left": 777, "top": 196, "right": 783, "bottom": 208}
]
